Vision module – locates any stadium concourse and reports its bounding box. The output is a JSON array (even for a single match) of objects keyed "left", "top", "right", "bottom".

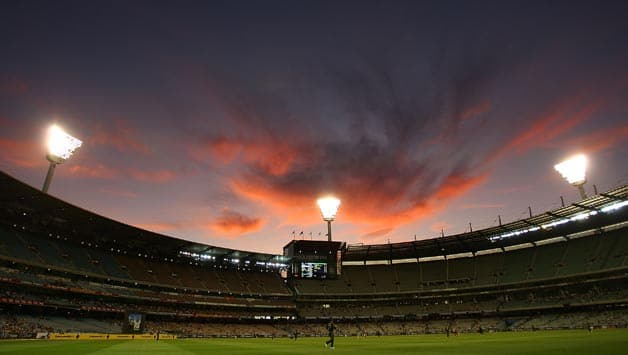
[{"left": 1, "top": 170, "right": 628, "bottom": 339}]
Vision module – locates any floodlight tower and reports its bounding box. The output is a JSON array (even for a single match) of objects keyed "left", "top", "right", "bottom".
[
  {"left": 554, "top": 154, "right": 588, "bottom": 200},
  {"left": 42, "top": 124, "right": 82, "bottom": 193},
  {"left": 317, "top": 196, "right": 340, "bottom": 242}
]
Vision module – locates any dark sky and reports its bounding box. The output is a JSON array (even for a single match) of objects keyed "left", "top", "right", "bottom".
[{"left": 1, "top": 1, "right": 627, "bottom": 253}]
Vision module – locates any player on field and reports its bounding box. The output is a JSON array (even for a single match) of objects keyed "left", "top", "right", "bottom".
[{"left": 325, "top": 320, "right": 336, "bottom": 349}]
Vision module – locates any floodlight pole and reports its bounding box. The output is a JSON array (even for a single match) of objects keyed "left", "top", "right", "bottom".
[
  {"left": 42, "top": 161, "right": 57, "bottom": 193},
  {"left": 326, "top": 220, "right": 333, "bottom": 242},
  {"left": 576, "top": 184, "right": 587, "bottom": 200}
]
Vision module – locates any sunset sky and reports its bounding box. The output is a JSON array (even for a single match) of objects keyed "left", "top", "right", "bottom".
[{"left": 1, "top": 1, "right": 627, "bottom": 254}]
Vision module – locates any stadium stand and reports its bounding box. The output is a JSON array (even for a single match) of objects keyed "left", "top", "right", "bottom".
[{"left": 1, "top": 170, "right": 627, "bottom": 338}]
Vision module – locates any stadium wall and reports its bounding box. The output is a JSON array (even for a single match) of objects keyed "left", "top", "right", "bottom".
[{"left": 47, "top": 333, "right": 176, "bottom": 340}]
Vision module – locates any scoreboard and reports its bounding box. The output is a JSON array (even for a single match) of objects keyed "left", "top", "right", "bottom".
[{"left": 283, "top": 240, "right": 344, "bottom": 279}]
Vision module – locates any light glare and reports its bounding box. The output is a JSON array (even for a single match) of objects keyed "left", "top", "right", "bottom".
[
  {"left": 554, "top": 154, "right": 587, "bottom": 185},
  {"left": 317, "top": 196, "right": 341, "bottom": 221},
  {"left": 47, "top": 124, "right": 82, "bottom": 162}
]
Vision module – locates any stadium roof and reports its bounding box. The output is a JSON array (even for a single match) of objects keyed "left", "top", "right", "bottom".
[
  {"left": 343, "top": 183, "right": 628, "bottom": 262},
  {"left": 2, "top": 170, "right": 627, "bottom": 265},
  {"left": 0, "top": 171, "right": 287, "bottom": 266}
]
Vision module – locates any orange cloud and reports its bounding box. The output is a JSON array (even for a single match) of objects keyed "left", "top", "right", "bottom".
[
  {"left": 89, "top": 121, "right": 151, "bottom": 155},
  {"left": 128, "top": 168, "right": 177, "bottom": 182},
  {"left": 232, "top": 170, "right": 488, "bottom": 233},
  {"left": 210, "top": 209, "right": 263, "bottom": 236},
  {"left": 489, "top": 98, "right": 601, "bottom": 163},
  {"left": 133, "top": 222, "right": 181, "bottom": 233},
  {"left": 207, "top": 136, "right": 243, "bottom": 163},
  {"left": 230, "top": 179, "right": 320, "bottom": 226},
  {"left": 68, "top": 164, "right": 119, "bottom": 179},
  {"left": 65, "top": 163, "right": 177, "bottom": 183},
  {"left": 0, "top": 138, "right": 46, "bottom": 168},
  {"left": 98, "top": 187, "right": 138, "bottom": 198},
  {"left": 242, "top": 142, "right": 299, "bottom": 177},
  {"left": 196, "top": 136, "right": 302, "bottom": 177},
  {"left": 361, "top": 228, "right": 394, "bottom": 242},
  {"left": 563, "top": 125, "right": 628, "bottom": 154},
  {"left": 430, "top": 221, "right": 452, "bottom": 234},
  {"left": 431, "top": 173, "right": 488, "bottom": 202}
]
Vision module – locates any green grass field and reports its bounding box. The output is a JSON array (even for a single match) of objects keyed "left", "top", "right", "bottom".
[{"left": 1, "top": 330, "right": 627, "bottom": 354}]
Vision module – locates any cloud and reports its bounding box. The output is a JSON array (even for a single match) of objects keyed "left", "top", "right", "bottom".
[
  {"left": 494, "top": 185, "right": 532, "bottom": 195},
  {"left": 128, "top": 168, "right": 177, "bottom": 182},
  {"left": 189, "top": 53, "right": 505, "bottom": 235},
  {"left": 205, "top": 136, "right": 242, "bottom": 163},
  {"left": 191, "top": 136, "right": 301, "bottom": 177},
  {"left": 0, "top": 138, "right": 46, "bottom": 168},
  {"left": 66, "top": 163, "right": 177, "bottom": 183},
  {"left": 190, "top": 34, "right": 623, "bottom": 247},
  {"left": 459, "top": 202, "right": 505, "bottom": 210},
  {"left": 98, "top": 187, "right": 138, "bottom": 198},
  {"left": 89, "top": 120, "right": 151, "bottom": 155},
  {"left": 361, "top": 227, "right": 394, "bottom": 242},
  {"left": 133, "top": 222, "right": 181, "bottom": 233},
  {"left": 210, "top": 209, "right": 263, "bottom": 235},
  {"left": 487, "top": 95, "right": 604, "bottom": 165},
  {"left": 0, "top": 76, "right": 28, "bottom": 95},
  {"left": 459, "top": 101, "right": 492, "bottom": 122},
  {"left": 68, "top": 164, "right": 119, "bottom": 179},
  {"left": 563, "top": 125, "right": 628, "bottom": 154},
  {"left": 132, "top": 211, "right": 264, "bottom": 240},
  {"left": 231, "top": 154, "right": 488, "bottom": 232},
  {"left": 430, "top": 221, "right": 453, "bottom": 234}
]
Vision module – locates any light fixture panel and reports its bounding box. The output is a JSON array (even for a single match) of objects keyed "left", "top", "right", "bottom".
[
  {"left": 47, "top": 125, "right": 82, "bottom": 162},
  {"left": 317, "top": 196, "right": 341, "bottom": 221},
  {"left": 554, "top": 154, "right": 587, "bottom": 185}
]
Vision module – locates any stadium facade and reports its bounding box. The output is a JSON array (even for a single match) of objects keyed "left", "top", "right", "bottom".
[{"left": 1, "top": 171, "right": 627, "bottom": 338}]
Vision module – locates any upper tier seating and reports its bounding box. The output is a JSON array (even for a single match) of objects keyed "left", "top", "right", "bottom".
[
  {"left": 295, "top": 227, "right": 628, "bottom": 296},
  {"left": 0, "top": 226, "right": 290, "bottom": 297}
]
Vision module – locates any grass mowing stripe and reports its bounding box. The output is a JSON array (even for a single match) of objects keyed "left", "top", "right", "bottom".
[
  {"left": 89, "top": 340, "right": 195, "bottom": 355},
  {"left": 0, "top": 330, "right": 626, "bottom": 354},
  {"left": 0, "top": 340, "right": 124, "bottom": 355}
]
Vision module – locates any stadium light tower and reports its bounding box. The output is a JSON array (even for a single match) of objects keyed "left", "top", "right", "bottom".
[
  {"left": 554, "top": 154, "right": 587, "bottom": 200},
  {"left": 317, "top": 196, "right": 340, "bottom": 242},
  {"left": 42, "top": 124, "right": 82, "bottom": 193}
]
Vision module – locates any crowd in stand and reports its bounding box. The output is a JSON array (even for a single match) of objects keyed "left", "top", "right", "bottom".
[
  {"left": 0, "top": 227, "right": 291, "bottom": 298},
  {"left": 0, "top": 315, "right": 53, "bottom": 339},
  {"left": 2, "top": 263, "right": 627, "bottom": 338},
  {"left": 296, "top": 281, "right": 628, "bottom": 319},
  {"left": 1, "top": 220, "right": 627, "bottom": 339},
  {"left": 0, "top": 264, "right": 295, "bottom": 322},
  {"left": 1, "top": 287, "right": 292, "bottom": 321},
  {"left": 5, "top": 309, "right": 626, "bottom": 339}
]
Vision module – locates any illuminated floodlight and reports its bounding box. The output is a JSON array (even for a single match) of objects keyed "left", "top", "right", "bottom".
[
  {"left": 47, "top": 124, "right": 82, "bottom": 162},
  {"left": 317, "top": 197, "right": 341, "bottom": 221},
  {"left": 42, "top": 124, "right": 82, "bottom": 193},
  {"left": 317, "top": 196, "right": 340, "bottom": 241},
  {"left": 554, "top": 154, "right": 587, "bottom": 185},
  {"left": 554, "top": 154, "right": 587, "bottom": 199}
]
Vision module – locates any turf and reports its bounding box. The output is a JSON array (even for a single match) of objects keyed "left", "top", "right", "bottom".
[{"left": 1, "top": 330, "right": 627, "bottom": 354}]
